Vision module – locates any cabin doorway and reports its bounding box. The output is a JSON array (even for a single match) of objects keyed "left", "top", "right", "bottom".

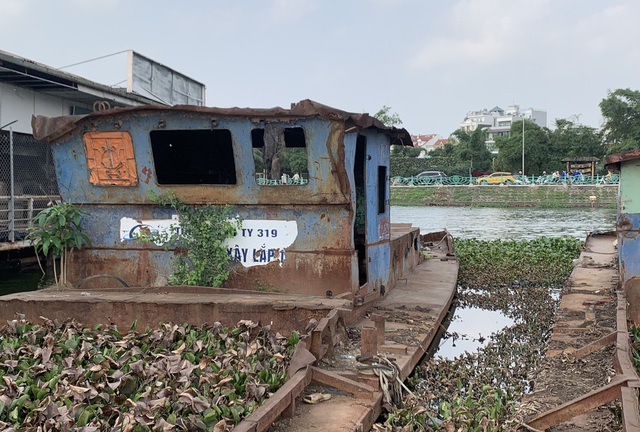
[{"left": 354, "top": 135, "right": 368, "bottom": 287}]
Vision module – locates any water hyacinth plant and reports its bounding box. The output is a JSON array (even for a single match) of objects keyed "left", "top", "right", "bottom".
[
  {"left": 0, "top": 318, "right": 297, "bottom": 430},
  {"left": 455, "top": 236, "right": 583, "bottom": 288}
]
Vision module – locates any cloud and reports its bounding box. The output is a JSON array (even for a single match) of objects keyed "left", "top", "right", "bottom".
[
  {"left": 573, "top": 4, "right": 640, "bottom": 56},
  {"left": 410, "top": 0, "right": 552, "bottom": 70},
  {"left": 65, "top": 0, "right": 121, "bottom": 11},
  {"left": 0, "top": 0, "right": 26, "bottom": 26},
  {"left": 268, "top": 0, "right": 318, "bottom": 24}
]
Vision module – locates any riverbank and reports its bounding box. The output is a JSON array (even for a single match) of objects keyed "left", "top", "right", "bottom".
[{"left": 391, "top": 184, "right": 617, "bottom": 208}]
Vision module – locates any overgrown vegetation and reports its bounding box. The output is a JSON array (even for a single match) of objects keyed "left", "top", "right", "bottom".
[
  {"left": 632, "top": 326, "right": 640, "bottom": 373},
  {"left": 0, "top": 318, "right": 298, "bottom": 430},
  {"left": 390, "top": 185, "right": 618, "bottom": 209},
  {"left": 375, "top": 236, "right": 583, "bottom": 431},
  {"left": 147, "top": 192, "right": 240, "bottom": 287},
  {"left": 455, "top": 237, "right": 584, "bottom": 288},
  {"left": 26, "top": 202, "right": 91, "bottom": 287}
]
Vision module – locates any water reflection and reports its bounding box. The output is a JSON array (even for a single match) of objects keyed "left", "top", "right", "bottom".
[
  {"left": 436, "top": 306, "right": 515, "bottom": 360},
  {"left": 0, "top": 268, "right": 49, "bottom": 296},
  {"left": 391, "top": 206, "right": 617, "bottom": 240}
]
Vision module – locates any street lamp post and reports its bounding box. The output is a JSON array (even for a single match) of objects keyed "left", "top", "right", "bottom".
[{"left": 521, "top": 118, "right": 525, "bottom": 176}]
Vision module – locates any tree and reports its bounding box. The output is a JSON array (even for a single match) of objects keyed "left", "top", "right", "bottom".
[
  {"left": 391, "top": 145, "right": 421, "bottom": 158},
  {"left": 495, "top": 120, "right": 550, "bottom": 174},
  {"left": 374, "top": 105, "right": 403, "bottom": 127},
  {"left": 599, "top": 88, "right": 640, "bottom": 153},
  {"left": 450, "top": 128, "right": 493, "bottom": 172},
  {"left": 549, "top": 119, "right": 605, "bottom": 161}
]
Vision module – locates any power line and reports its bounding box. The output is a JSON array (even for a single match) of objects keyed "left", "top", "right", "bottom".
[{"left": 58, "top": 50, "right": 130, "bottom": 70}]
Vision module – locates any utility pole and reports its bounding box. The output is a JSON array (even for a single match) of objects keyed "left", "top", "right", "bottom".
[{"left": 521, "top": 118, "right": 525, "bottom": 175}]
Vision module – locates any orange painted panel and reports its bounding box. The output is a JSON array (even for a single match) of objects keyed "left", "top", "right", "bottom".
[{"left": 84, "top": 131, "right": 138, "bottom": 186}]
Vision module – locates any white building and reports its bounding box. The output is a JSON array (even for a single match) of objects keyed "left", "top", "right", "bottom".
[
  {"left": 459, "top": 105, "right": 547, "bottom": 154},
  {"left": 410, "top": 134, "right": 449, "bottom": 157}
]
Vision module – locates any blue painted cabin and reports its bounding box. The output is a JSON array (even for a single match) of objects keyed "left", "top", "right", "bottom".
[
  {"left": 32, "top": 100, "right": 417, "bottom": 300},
  {"left": 605, "top": 149, "right": 640, "bottom": 323}
]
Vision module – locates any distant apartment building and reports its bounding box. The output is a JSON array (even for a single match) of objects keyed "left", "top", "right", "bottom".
[
  {"left": 411, "top": 134, "right": 449, "bottom": 157},
  {"left": 459, "top": 105, "right": 547, "bottom": 154}
]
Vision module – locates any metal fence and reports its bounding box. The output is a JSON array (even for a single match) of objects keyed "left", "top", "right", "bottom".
[
  {"left": 391, "top": 173, "right": 620, "bottom": 187},
  {"left": 0, "top": 129, "right": 59, "bottom": 242}
]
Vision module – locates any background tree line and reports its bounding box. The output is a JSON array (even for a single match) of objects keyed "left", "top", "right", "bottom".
[{"left": 386, "top": 88, "right": 640, "bottom": 178}]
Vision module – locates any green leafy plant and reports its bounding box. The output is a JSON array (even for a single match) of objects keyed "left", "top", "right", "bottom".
[
  {"left": 147, "top": 191, "right": 241, "bottom": 287},
  {"left": 26, "top": 203, "right": 91, "bottom": 287}
]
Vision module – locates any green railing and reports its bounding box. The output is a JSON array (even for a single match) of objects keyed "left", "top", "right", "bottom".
[
  {"left": 256, "top": 177, "right": 309, "bottom": 186},
  {"left": 391, "top": 174, "right": 619, "bottom": 186}
]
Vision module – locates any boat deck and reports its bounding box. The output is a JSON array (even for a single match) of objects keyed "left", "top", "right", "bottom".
[{"left": 0, "top": 227, "right": 459, "bottom": 432}]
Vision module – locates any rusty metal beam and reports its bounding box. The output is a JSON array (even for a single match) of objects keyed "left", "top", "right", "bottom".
[
  {"left": 526, "top": 376, "right": 626, "bottom": 430},
  {"left": 570, "top": 331, "right": 616, "bottom": 360},
  {"left": 620, "top": 387, "right": 640, "bottom": 431},
  {"left": 309, "top": 308, "right": 346, "bottom": 360},
  {"left": 311, "top": 367, "right": 376, "bottom": 398},
  {"left": 234, "top": 368, "right": 311, "bottom": 432}
]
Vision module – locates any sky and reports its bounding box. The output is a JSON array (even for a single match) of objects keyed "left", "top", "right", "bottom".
[{"left": 2, "top": 0, "right": 639, "bottom": 137}]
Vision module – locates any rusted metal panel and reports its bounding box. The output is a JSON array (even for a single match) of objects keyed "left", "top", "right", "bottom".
[
  {"left": 390, "top": 225, "right": 421, "bottom": 288},
  {"left": 84, "top": 131, "right": 138, "bottom": 186},
  {"left": 226, "top": 251, "right": 354, "bottom": 296},
  {"left": 68, "top": 248, "right": 174, "bottom": 288},
  {"left": 625, "top": 277, "right": 640, "bottom": 325},
  {"left": 50, "top": 115, "right": 353, "bottom": 206},
  {"left": 71, "top": 203, "right": 357, "bottom": 294},
  {"left": 32, "top": 100, "right": 411, "bottom": 145},
  {"left": 618, "top": 213, "right": 640, "bottom": 284},
  {"left": 604, "top": 148, "right": 640, "bottom": 167}
]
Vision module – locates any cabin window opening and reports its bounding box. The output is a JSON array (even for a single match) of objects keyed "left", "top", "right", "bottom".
[
  {"left": 252, "top": 125, "right": 308, "bottom": 185},
  {"left": 378, "top": 165, "right": 387, "bottom": 214},
  {"left": 150, "top": 129, "right": 237, "bottom": 185}
]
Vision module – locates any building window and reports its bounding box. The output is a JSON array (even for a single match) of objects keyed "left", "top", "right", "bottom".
[
  {"left": 378, "top": 166, "right": 387, "bottom": 214},
  {"left": 150, "top": 129, "right": 236, "bottom": 184},
  {"left": 252, "top": 126, "right": 308, "bottom": 185}
]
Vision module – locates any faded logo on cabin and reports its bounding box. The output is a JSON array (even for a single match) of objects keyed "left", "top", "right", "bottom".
[{"left": 120, "top": 217, "right": 297, "bottom": 267}]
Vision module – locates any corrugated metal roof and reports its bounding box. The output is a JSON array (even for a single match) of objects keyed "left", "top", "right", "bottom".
[
  {"left": 0, "top": 49, "right": 161, "bottom": 108},
  {"left": 604, "top": 149, "right": 640, "bottom": 168}
]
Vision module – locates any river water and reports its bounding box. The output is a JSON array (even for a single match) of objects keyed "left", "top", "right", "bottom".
[
  {"left": 392, "top": 205, "right": 617, "bottom": 359},
  {"left": 391, "top": 206, "right": 617, "bottom": 240}
]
